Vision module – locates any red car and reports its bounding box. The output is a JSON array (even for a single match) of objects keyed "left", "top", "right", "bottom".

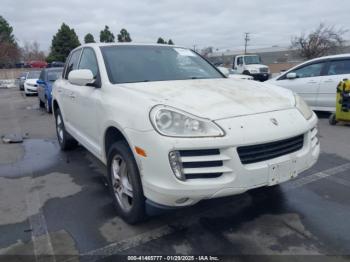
[{"left": 28, "top": 60, "right": 48, "bottom": 68}]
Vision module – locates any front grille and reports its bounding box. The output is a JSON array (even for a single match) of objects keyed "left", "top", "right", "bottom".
[
  {"left": 237, "top": 135, "right": 304, "bottom": 165},
  {"left": 260, "top": 68, "right": 268, "bottom": 73},
  {"left": 178, "top": 149, "right": 231, "bottom": 179}
]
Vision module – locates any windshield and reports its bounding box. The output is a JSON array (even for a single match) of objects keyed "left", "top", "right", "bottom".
[
  {"left": 27, "top": 71, "right": 41, "bottom": 79},
  {"left": 48, "top": 69, "right": 63, "bottom": 81},
  {"left": 100, "top": 46, "right": 223, "bottom": 84},
  {"left": 244, "top": 56, "right": 261, "bottom": 65}
]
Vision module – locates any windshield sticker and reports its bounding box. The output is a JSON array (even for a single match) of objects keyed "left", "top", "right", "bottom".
[{"left": 174, "top": 48, "right": 196, "bottom": 57}]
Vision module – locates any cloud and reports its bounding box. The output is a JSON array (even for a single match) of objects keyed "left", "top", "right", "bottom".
[{"left": 1, "top": 0, "right": 350, "bottom": 52}]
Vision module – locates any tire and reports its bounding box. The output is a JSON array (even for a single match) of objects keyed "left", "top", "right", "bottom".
[
  {"left": 242, "top": 70, "right": 250, "bottom": 75},
  {"left": 329, "top": 113, "right": 337, "bottom": 126},
  {"left": 45, "top": 99, "right": 52, "bottom": 113},
  {"left": 39, "top": 98, "right": 45, "bottom": 108},
  {"left": 54, "top": 108, "right": 78, "bottom": 150},
  {"left": 107, "top": 141, "right": 146, "bottom": 224}
]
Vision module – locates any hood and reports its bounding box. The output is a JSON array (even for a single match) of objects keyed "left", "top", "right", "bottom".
[
  {"left": 25, "top": 79, "right": 38, "bottom": 85},
  {"left": 245, "top": 64, "right": 268, "bottom": 70},
  {"left": 120, "top": 78, "right": 295, "bottom": 120}
]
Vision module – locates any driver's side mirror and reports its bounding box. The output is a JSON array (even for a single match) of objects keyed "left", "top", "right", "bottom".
[
  {"left": 68, "top": 69, "right": 94, "bottom": 86},
  {"left": 286, "top": 72, "right": 297, "bottom": 79},
  {"left": 217, "top": 67, "right": 230, "bottom": 77},
  {"left": 37, "top": 79, "right": 45, "bottom": 85}
]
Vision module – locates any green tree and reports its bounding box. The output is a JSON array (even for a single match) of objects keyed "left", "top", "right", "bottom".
[
  {"left": 157, "top": 37, "right": 166, "bottom": 44},
  {"left": 84, "top": 33, "right": 95, "bottom": 43},
  {"left": 47, "top": 23, "right": 80, "bottom": 62},
  {"left": 0, "top": 15, "right": 20, "bottom": 67},
  {"left": 117, "top": 29, "right": 132, "bottom": 42},
  {"left": 100, "top": 26, "right": 115, "bottom": 43},
  {"left": 168, "top": 39, "right": 174, "bottom": 45},
  {"left": 0, "top": 15, "right": 16, "bottom": 44}
]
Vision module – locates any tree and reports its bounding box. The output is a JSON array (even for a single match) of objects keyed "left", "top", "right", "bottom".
[
  {"left": 47, "top": 23, "right": 80, "bottom": 62},
  {"left": 157, "top": 37, "right": 166, "bottom": 44},
  {"left": 84, "top": 33, "right": 95, "bottom": 43},
  {"left": 168, "top": 39, "right": 174, "bottom": 45},
  {"left": 21, "top": 41, "right": 46, "bottom": 61},
  {"left": 0, "top": 15, "right": 20, "bottom": 67},
  {"left": 291, "top": 23, "right": 348, "bottom": 60},
  {"left": 100, "top": 26, "right": 115, "bottom": 43},
  {"left": 117, "top": 28, "right": 132, "bottom": 42}
]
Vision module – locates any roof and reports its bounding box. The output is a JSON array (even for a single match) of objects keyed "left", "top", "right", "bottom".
[{"left": 80, "top": 43, "right": 184, "bottom": 48}]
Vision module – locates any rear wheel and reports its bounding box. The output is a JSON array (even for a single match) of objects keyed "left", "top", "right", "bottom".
[
  {"left": 54, "top": 108, "right": 77, "bottom": 150},
  {"left": 45, "top": 98, "right": 52, "bottom": 113},
  {"left": 107, "top": 141, "right": 146, "bottom": 224},
  {"left": 329, "top": 113, "right": 337, "bottom": 125},
  {"left": 39, "top": 98, "right": 45, "bottom": 108}
]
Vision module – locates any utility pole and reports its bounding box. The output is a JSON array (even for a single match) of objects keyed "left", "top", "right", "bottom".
[{"left": 244, "top": 32, "right": 250, "bottom": 54}]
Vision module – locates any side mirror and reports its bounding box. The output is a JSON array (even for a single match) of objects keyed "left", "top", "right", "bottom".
[
  {"left": 37, "top": 79, "right": 45, "bottom": 85},
  {"left": 286, "top": 72, "right": 297, "bottom": 79},
  {"left": 217, "top": 66, "right": 230, "bottom": 77},
  {"left": 68, "top": 69, "right": 94, "bottom": 86}
]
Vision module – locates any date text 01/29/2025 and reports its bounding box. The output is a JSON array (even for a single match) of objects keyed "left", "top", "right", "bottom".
[{"left": 127, "top": 255, "right": 220, "bottom": 261}]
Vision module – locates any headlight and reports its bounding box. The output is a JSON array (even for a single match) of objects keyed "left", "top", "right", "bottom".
[
  {"left": 150, "top": 105, "right": 224, "bottom": 137},
  {"left": 294, "top": 94, "right": 313, "bottom": 120}
]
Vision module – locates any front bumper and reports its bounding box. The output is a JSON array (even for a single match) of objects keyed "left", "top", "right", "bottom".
[
  {"left": 249, "top": 73, "right": 270, "bottom": 81},
  {"left": 24, "top": 85, "right": 38, "bottom": 94},
  {"left": 126, "top": 108, "right": 319, "bottom": 207}
]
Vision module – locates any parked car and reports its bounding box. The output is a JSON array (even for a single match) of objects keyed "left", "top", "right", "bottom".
[
  {"left": 17, "top": 72, "right": 28, "bottom": 90},
  {"left": 47, "top": 61, "right": 65, "bottom": 68},
  {"left": 37, "top": 68, "right": 63, "bottom": 113},
  {"left": 52, "top": 43, "right": 320, "bottom": 224},
  {"left": 267, "top": 54, "right": 350, "bottom": 112},
  {"left": 28, "top": 60, "right": 48, "bottom": 68},
  {"left": 24, "top": 71, "right": 41, "bottom": 95}
]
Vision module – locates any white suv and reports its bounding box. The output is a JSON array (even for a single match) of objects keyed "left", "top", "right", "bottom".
[
  {"left": 267, "top": 54, "right": 350, "bottom": 112},
  {"left": 52, "top": 43, "right": 320, "bottom": 224}
]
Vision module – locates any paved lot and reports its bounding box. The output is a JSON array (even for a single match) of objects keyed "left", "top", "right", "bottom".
[{"left": 0, "top": 87, "right": 350, "bottom": 261}]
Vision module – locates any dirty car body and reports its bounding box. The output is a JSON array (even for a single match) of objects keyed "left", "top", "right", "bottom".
[{"left": 52, "top": 43, "right": 320, "bottom": 223}]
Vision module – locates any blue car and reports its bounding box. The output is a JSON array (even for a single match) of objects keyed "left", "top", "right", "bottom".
[{"left": 37, "top": 68, "right": 63, "bottom": 113}]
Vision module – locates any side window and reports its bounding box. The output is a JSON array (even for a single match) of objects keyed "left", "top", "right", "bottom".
[
  {"left": 237, "top": 57, "right": 243, "bottom": 65},
  {"left": 64, "top": 49, "right": 82, "bottom": 79},
  {"left": 327, "top": 60, "right": 350, "bottom": 75},
  {"left": 78, "top": 48, "right": 98, "bottom": 78},
  {"left": 291, "top": 62, "right": 325, "bottom": 79}
]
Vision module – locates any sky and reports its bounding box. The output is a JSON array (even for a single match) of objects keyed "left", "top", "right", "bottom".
[{"left": 2, "top": 0, "right": 350, "bottom": 53}]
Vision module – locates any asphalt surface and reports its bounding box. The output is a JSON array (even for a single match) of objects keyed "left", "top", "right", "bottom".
[{"left": 0, "top": 87, "right": 350, "bottom": 262}]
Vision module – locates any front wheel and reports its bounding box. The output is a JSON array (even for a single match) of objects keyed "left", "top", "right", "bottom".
[
  {"left": 55, "top": 108, "right": 77, "bottom": 150},
  {"left": 107, "top": 141, "right": 146, "bottom": 224}
]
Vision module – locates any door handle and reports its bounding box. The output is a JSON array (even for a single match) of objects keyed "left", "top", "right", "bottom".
[
  {"left": 57, "top": 89, "right": 63, "bottom": 93},
  {"left": 307, "top": 81, "right": 317, "bottom": 84},
  {"left": 323, "top": 79, "right": 334, "bottom": 83}
]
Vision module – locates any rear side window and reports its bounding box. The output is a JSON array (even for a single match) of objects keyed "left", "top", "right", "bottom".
[
  {"left": 327, "top": 59, "right": 350, "bottom": 75},
  {"left": 78, "top": 48, "right": 98, "bottom": 78},
  {"left": 39, "top": 70, "right": 45, "bottom": 81},
  {"left": 64, "top": 49, "right": 82, "bottom": 79}
]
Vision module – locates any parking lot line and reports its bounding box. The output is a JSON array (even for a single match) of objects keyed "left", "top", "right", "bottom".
[{"left": 64, "top": 163, "right": 350, "bottom": 261}]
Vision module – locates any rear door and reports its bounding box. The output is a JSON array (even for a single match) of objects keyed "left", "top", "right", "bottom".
[
  {"left": 317, "top": 58, "right": 350, "bottom": 111},
  {"left": 274, "top": 61, "right": 327, "bottom": 108}
]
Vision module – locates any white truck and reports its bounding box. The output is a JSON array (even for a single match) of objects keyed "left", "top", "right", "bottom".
[{"left": 232, "top": 54, "right": 270, "bottom": 81}]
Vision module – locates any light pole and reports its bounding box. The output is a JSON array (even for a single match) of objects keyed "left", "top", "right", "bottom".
[{"left": 244, "top": 32, "right": 250, "bottom": 54}]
